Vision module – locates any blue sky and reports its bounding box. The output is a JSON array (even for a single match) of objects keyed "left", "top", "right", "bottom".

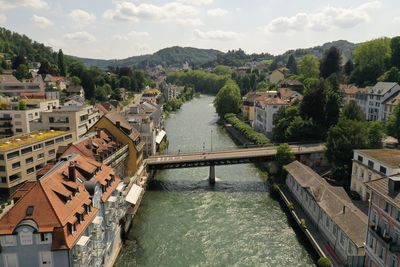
[{"left": 0, "top": 0, "right": 399, "bottom": 59}]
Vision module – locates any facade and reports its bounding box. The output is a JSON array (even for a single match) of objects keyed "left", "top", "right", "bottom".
[
  {"left": 383, "top": 91, "right": 400, "bottom": 120},
  {"left": 31, "top": 105, "right": 101, "bottom": 138},
  {"left": 350, "top": 149, "right": 400, "bottom": 201},
  {"left": 355, "top": 82, "right": 400, "bottom": 121},
  {"left": 65, "top": 86, "right": 85, "bottom": 98},
  {"left": 340, "top": 84, "right": 360, "bottom": 106},
  {"left": 277, "top": 88, "right": 303, "bottom": 103},
  {"left": 253, "top": 93, "right": 289, "bottom": 134},
  {"left": 0, "top": 71, "right": 45, "bottom": 96},
  {"left": 0, "top": 131, "right": 76, "bottom": 195},
  {"left": 44, "top": 75, "right": 67, "bottom": 90},
  {"left": 89, "top": 112, "right": 144, "bottom": 177},
  {"left": 286, "top": 161, "right": 367, "bottom": 266},
  {"left": 0, "top": 153, "right": 130, "bottom": 267},
  {"left": 241, "top": 92, "right": 269, "bottom": 126},
  {"left": 365, "top": 176, "right": 400, "bottom": 267},
  {"left": 0, "top": 99, "right": 59, "bottom": 138}
]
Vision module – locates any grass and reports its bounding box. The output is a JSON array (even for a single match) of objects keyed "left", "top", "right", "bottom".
[{"left": 0, "top": 130, "right": 66, "bottom": 151}]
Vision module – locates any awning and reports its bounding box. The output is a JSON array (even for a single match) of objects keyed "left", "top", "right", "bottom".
[
  {"left": 125, "top": 184, "right": 144, "bottom": 205},
  {"left": 92, "top": 216, "right": 103, "bottom": 225},
  {"left": 116, "top": 182, "right": 125, "bottom": 192},
  {"left": 155, "top": 130, "right": 166, "bottom": 144},
  {"left": 76, "top": 236, "right": 90, "bottom": 246}
]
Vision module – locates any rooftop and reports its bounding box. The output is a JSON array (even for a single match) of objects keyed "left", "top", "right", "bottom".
[
  {"left": 366, "top": 82, "right": 399, "bottom": 96},
  {"left": 366, "top": 177, "right": 400, "bottom": 207},
  {"left": 340, "top": 84, "right": 360, "bottom": 95},
  {"left": 285, "top": 161, "right": 367, "bottom": 248},
  {"left": 355, "top": 149, "right": 400, "bottom": 169},
  {"left": 0, "top": 130, "right": 66, "bottom": 151}
]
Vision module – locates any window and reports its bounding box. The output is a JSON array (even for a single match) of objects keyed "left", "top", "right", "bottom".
[
  {"left": 14, "top": 121, "right": 21, "bottom": 126},
  {"left": 48, "top": 149, "right": 55, "bottom": 156},
  {"left": 390, "top": 255, "right": 398, "bottom": 267},
  {"left": 1, "top": 235, "right": 17, "bottom": 246},
  {"left": 339, "top": 231, "right": 345, "bottom": 247},
  {"left": 65, "top": 134, "right": 72, "bottom": 140},
  {"left": 12, "top": 162, "right": 20, "bottom": 170},
  {"left": 21, "top": 147, "right": 32, "bottom": 155},
  {"left": 33, "top": 143, "right": 43, "bottom": 150},
  {"left": 358, "top": 155, "right": 363, "bottom": 162},
  {"left": 37, "top": 153, "right": 45, "bottom": 160},
  {"left": 26, "top": 167, "right": 34, "bottom": 175},
  {"left": 25, "top": 157, "right": 33, "bottom": 164},
  {"left": 39, "top": 233, "right": 51, "bottom": 244},
  {"left": 384, "top": 201, "right": 390, "bottom": 213},
  {"left": 49, "top": 117, "right": 54, "bottom": 123},
  {"left": 3, "top": 253, "right": 18, "bottom": 267},
  {"left": 379, "top": 246, "right": 385, "bottom": 259},
  {"left": 325, "top": 217, "right": 330, "bottom": 229},
  {"left": 55, "top": 137, "right": 63, "bottom": 143},
  {"left": 368, "top": 160, "right": 374, "bottom": 168},
  {"left": 45, "top": 140, "right": 54, "bottom": 147},
  {"left": 15, "top": 128, "right": 22, "bottom": 133},
  {"left": 0, "top": 154, "right": 4, "bottom": 160},
  {"left": 68, "top": 223, "right": 76, "bottom": 234},
  {"left": 368, "top": 172, "right": 372, "bottom": 181},
  {"left": 39, "top": 251, "right": 52, "bottom": 267},
  {"left": 333, "top": 225, "right": 338, "bottom": 236},
  {"left": 19, "top": 228, "right": 33, "bottom": 245},
  {"left": 7, "top": 151, "right": 19, "bottom": 160},
  {"left": 380, "top": 166, "right": 387, "bottom": 175}
]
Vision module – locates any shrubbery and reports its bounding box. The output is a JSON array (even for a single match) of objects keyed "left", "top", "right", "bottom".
[{"left": 224, "top": 113, "right": 270, "bottom": 146}]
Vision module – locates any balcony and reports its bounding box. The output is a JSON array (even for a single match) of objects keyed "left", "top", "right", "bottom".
[
  {"left": 0, "top": 122, "right": 12, "bottom": 128},
  {"left": 370, "top": 224, "right": 392, "bottom": 245},
  {"left": 390, "top": 241, "right": 400, "bottom": 253},
  {"left": 0, "top": 117, "right": 12, "bottom": 121}
]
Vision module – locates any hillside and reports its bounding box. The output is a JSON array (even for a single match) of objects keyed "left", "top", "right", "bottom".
[{"left": 75, "top": 46, "right": 224, "bottom": 69}]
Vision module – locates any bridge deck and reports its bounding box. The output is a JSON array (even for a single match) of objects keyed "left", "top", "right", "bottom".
[{"left": 145, "top": 143, "right": 325, "bottom": 169}]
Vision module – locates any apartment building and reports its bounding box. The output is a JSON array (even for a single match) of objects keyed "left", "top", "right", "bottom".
[
  {"left": 60, "top": 129, "right": 129, "bottom": 178},
  {"left": 0, "top": 71, "right": 45, "bottom": 96},
  {"left": 254, "top": 92, "right": 289, "bottom": 134},
  {"left": 383, "top": 91, "right": 400, "bottom": 120},
  {"left": 31, "top": 105, "right": 101, "bottom": 138},
  {"left": 0, "top": 99, "right": 59, "bottom": 138},
  {"left": 0, "top": 131, "right": 76, "bottom": 195},
  {"left": 0, "top": 153, "right": 132, "bottom": 267},
  {"left": 355, "top": 82, "right": 400, "bottom": 121},
  {"left": 350, "top": 149, "right": 400, "bottom": 201},
  {"left": 340, "top": 84, "right": 360, "bottom": 106},
  {"left": 286, "top": 161, "right": 367, "bottom": 266},
  {"left": 365, "top": 176, "right": 400, "bottom": 267}
]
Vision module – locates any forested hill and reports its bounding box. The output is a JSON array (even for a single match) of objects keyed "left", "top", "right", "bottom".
[{"left": 75, "top": 46, "right": 224, "bottom": 69}]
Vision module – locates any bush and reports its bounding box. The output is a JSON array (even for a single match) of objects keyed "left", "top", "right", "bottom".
[
  {"left": 300, "top": 218, "right": 307, "bottom": 230},
  {"left": 317, "top": 257, "right": 332, "bottom": 267},
  {"left": 287, "top": 202, "right": 294, "bottom": 210},
  {"left": 224, "top": 113, "right": 270, "bottom": 146}
]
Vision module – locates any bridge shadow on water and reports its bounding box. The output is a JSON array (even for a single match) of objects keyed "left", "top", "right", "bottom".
[{"left": 147, "top": 178, "right": 269, "bottom": 193}]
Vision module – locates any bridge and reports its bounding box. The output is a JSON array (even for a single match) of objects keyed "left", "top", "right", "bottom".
[{"left": 145, "top": 143, "right": 325, "bottom": 184}]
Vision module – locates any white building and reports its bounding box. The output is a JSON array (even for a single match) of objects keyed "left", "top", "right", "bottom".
[
  {"left": 355, "top": 82, "right": 400, "bottom": 121},
  {"left": 286, "top": 161, "right": 367, "bottom": 266},
  {"left": 350, "top": 149, "right": 400, "bottom": 201},
  {"left": 254, "top": 92, "right": 289, "bottom": 134}
]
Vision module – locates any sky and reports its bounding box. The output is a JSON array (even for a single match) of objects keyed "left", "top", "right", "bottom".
[{"left": 0, "top": 0, "right": 399, "bottom": 59}]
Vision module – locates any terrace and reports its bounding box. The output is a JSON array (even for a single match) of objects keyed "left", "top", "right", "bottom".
[{"left": 0, "top": 130, "right": 66, "bottom": 151}]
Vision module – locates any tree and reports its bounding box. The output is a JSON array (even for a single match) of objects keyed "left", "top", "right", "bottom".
[
  {"left": 324, "top": 80, "right": 341, "bottom": 128},
  {"left": 214, "top": 65, "right": 233, "bottom": 76},
  {"left": 70, "top": 76, "right": 81, "bottom": 86},
  {"left": 342, "top": 100, "right": 365, "bottom": 121},
  {"left": 391, "top": 36, "right": 400, "bottom": 68},
  {"left": 12, "top": 55, "right": 26, "bottom": 70},
  {"left": 298, "top": 54, "right": 320, "bottom": 79},
  {"left": 344, "top": 59, "right": 354, "bottom": 76},
  {"left": 368, "top": 121, "right": 384, "bottom": 149},
  {"left": 133, "top": 70, "right": 146, "bottom": 90},
  {"left": 81, "top": 70, "right": 95, "bottom": 99},
  {"left": 317, "top": 257, "right": 332, "bottom": 267},
  {"left": 38, "top": 60, "right": 52, "bottom": 75},
  {"left": 111, "top": 89, "right": 122, "bottom": 101},
  {"left": 14, "top": 64, "right": 29, "bottom": 80},
  {"left": 276, "top": 143, "right": 295, "bottom": 178},
  {"left": 256, "top": 81, "right": 268, "bottom": 91},
  {"left": 269, "top": 59, "right": 278, "bottom": 71},
  {"left": 352, "top": 37, "right": 391, "bottom": 86},
  {"left": 378, "top": 67, "right": 400, "bottom": 83},
  {"left": 214, "top": 80, "right": 241, "bottom": 117},
  {"left": 18, "top": 100, "right": 26, "bottom": 110},
  {"left": 286, "top": 54, "right": 298, "bottom": 74},
  {"left": 300, "top": 81, "right": 325, "bottom": 125},
  {"left": 320, "top": 47, "right": 342, "bottom": 79},
  {"left": 119, "top": 76, "right": 131, "bottom": 89},
  {"left": 57, "top": 49, "right": 66, "bottom": 76},
  {"left": 386, "top": 103, "right": 400, "bottom": 141}
]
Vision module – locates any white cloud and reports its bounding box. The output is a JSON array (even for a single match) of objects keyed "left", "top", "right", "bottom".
[
  {"left": 0, "top": 0, "right": 48, "bottom": 11},
  {"left": 69, "top": 9, "right": 96, "bottom": 24},
  {"left": 64, "top": 31, "right": 96, "bottom": 43},
  {"left": 176, "top": 0, "right": 213, "bottom": 6},
  {"left": 207, "top": 8, "right": 228, "bottom": 17},
  {"left": 0, "top": 14, "right": 6, "bottom": 24},
  {"left": 194, "top": 29, "right": 243, "bottom": 40},
  {"left": 177, "top": 18, "right": 204, "bottom": 26},
  {"left": 261, "top": 0, "right": 381, "bottom": 33},
  {"left": 32, "top": 14, "right": 53, "bottom": 28},
  {"left": 103, "top": 1, "right": 198, "bottom": 22},
  {"left": 113, "top": 30, "right": 150, "bottom": 40}
]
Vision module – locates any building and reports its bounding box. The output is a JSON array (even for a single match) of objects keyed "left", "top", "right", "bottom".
[
  {"left": 59, "top": 129, "right": 129, "bottom": 178},
  {"left": 64, "top": 95, "right": 86, "bottom": 107},
  {"left": 383, "top": 91, "right": 400, "bottom": 120},
  {"left": 277, "top": 88, "right": 303, "bottom": 103},
  {"left": 278, "top": 79, "right": 304, "bottom": 91},
  {"left": 0, "top": 131, "right": 76, "bottom": 195},
  {"left": 0, "top": 153, "right": 136, "bottom": 267},
  {"left": 0, "top": 71, "right": 45, "bottom": 96},
  {"left": 267, "top": 69, "right": 285, "bottom": 84},
  {"left": 254, "top": 93, "right": 289, "bottom": 134},
  {"left": 0, "top": 99, "right": 59, "bottom": 138},
  {"left": 350, "top": 149, "right": 400, "bottom": 201},
  {"left": 89, "top": 112, "right": 144, "bottom": 177},
  {"left": 364, "top": 176, "right": 400, "bottom": 267},
  {"left": 162, "top": 84, "right": 184, "bottom": 101},
  {"left": 286, "top": 161, "right": 367, "bottom": 266},
  {"left": 355, "top": 82, "right": 400, "bottom": 121},
  {"left": 340, "top": 84, "right": 360, "bottom": 106},
  {"left": 241, "top": 92, "right": 271, "bottom": 126},
  {"left": 65, "top": 86, "right": 85, "bottom": 98},
  {"left": 44, "top": 75, "right": 67, "bottom": 90},
  {"left": 31, "top": 105, "right": 101, "bottom": 138}
]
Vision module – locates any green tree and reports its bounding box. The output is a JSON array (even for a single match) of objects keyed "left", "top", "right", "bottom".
[
  {"left": 286, "top": 54, "right": 298, "bottom": 74},
  {"left": 352, "top": 37, "right": 391, "bottom": 86},
  {"left": 119, "top": 76, "right": 131, "bottom": 89},
  {"left": 81, "top": 70, "right": 95, "bottom": 99},
  {"left": 14, "top": 64, "right": 29, "bottom": 80},
  {"left": 276, "top": 143, "right": 295, "bottom": 177},
  {"left": 70, "top": 76, "right": 81, "bottom": 86},
  {"left": 344, "top": 59, "right": 354, "bottom": 76},
  {"left": 317, "top": 257, "right": 332, "bottom": 267},
  {"left": 298, "top": 54, "right": 320, "bottom": 79},
  {"left": 368, "top": 121, "right": 384, "bottom": 149},
  {"left": 320, "top": 47, "right": 342, "bottom": 79},
  {"left": 391, "top": 36, "right": 400, "bottom": 68},
  {"left": 214, "top": 65, "right": 233, "bottom": 76},
  {"left": 341, "top": 100, "right": 365, "bottom": 121},
  {"left": 324, "top": 80, "right": 341, "bottom": 128},
  {"left": 214, "top": 80, "right": 241, "bottom": 117},
  {"left": 18, "top": 100, "right": 26, "bottom": 110},
  {"left": 57, "top": 49, "right": 66, "bottom": 76},
  {"left": 300, "top": 81, "right": 325, "bottom": 125},
  {"left": 378, "top": 67, "right": 400, "bottom": 83},
  {"left": 12, "top": 54, "right": 26, "bottom": 70},
  {"left": 256, "top": 81, "right": 268, "bottom": 91},
  {"left": 38, "top": 60, "right": 52, "bottom": 75},
  {"left": 386, "top": 103, "right": 400, "bottom": 141}
]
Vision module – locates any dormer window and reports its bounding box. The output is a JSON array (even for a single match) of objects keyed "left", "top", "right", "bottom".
[
  {"left": 76, "top": 213, "right": 83, "bottom": 224},
  {"left": 68, "top": 223, "right": 76, "bottom": 234}
]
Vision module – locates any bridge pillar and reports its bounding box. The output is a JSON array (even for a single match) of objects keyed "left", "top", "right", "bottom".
[{"left": 209, "top": 164, "right": 216, "bottom": 185}]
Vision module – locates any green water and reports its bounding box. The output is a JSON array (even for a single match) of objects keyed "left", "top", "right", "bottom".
[{"left": 115, "top": 95, "right": 315, "bottom": 267}]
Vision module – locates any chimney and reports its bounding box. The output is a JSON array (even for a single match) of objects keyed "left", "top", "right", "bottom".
[
  {"left": 68, "top": 161, "right": 76, "bottom": 182},
  {"left": 96, "top": 129, "right": 102, "bottom": 138},
  {"left": 343, "top": 206, "right": 346, "bottom": 214},
  {"left": 116, "top": 121, "right": 121, "bottom": 128},
  {"left": 388, "top": 176, "right": 400, "bottom": 195}
]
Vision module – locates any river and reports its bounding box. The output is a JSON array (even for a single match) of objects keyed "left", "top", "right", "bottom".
[{"left": 115, "top": 95, "right": 315, "bottom": 267}]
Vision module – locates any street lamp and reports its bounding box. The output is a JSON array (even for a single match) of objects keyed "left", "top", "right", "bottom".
[{"left": 211, "top": 129, "right": 213, "bottom": 152}]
